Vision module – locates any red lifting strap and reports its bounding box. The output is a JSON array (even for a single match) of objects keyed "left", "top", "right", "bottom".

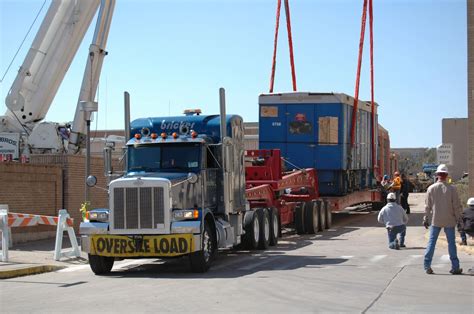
[
  {"left": 269, "top": 0, "right": 297, "bottom": 93},
  {"left": 350, "top": 0, "right": 376, "bottom": 174}
]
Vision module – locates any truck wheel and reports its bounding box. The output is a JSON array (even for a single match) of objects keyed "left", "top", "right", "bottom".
[
  {"left": 324, "top": 200, "right": 332, "bottom": 229},
  {"left": 88, "top": 254, "right": 114, "bottom": 275},
  {"left": 304, "top": 201, "right": 319, "bottom": 234},
  {"left": 318, "top": 201, "right": 326, "bottom": 232},
  {"left": 295, "top": 202, "right": 306, "bottom": 235},
  {"left": 269, "top": 207, "right": 280, "bottom": 246},
  {"left": 257, "top": 208, "right": 270, "bottom": 250},
  {"left": 190, "top": 219, "right": 216, "bottom": 273},
  {"left": 242, "top": 211, "right": 260, "bottom": 250}
]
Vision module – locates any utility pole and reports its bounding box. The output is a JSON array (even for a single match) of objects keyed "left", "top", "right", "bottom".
[{"left": 468, "top": 0, "right": 474, "bottom": 196}]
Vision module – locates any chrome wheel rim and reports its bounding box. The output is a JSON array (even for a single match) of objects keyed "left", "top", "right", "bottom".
[
  {"left": 203, "top": 229, "right": 211, "bottom": 262},
  {"left": 253, "top": 216, "right": 260, "bottom": 243},
  {"left": 264, "top": 214, "right": 270, "bottom": 241}
]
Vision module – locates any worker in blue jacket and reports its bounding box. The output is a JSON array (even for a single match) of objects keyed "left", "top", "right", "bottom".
[{"left": 378, "top": 192, "right": 409, "bottom": 249}]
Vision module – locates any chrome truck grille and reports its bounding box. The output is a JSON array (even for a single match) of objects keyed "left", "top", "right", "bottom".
[{"left": 112, "top": 187, "right": 165, "bottom": 231}]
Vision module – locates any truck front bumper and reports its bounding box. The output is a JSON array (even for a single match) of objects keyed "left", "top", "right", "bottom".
[{"left": 80, "top": 220, "right": 202, "bottom": 257}]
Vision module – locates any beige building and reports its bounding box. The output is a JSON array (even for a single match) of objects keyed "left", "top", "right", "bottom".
[{"left": 442, "top": 118, "right": 468, "bottom": 181}]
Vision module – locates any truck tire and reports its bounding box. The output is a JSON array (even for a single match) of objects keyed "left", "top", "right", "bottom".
[
  {"left": 88, "top": 254, "right": 114, "bottom": 275},
  {"left": 295, "top": 202, "right": 306, "bottom": 235},
  {"left": 324, "top": 200, "right": 332, "bottom": 229},
  {"left": 304, "top": 201, "right": 319, "bottom": 234},
  {"left": 318, "top": 201, "right": 326, "bottom": 232},
  {"left": 269, "top": 207, "right": 280, "bottom": 246},
  {"left": 190, "top": 219, "right": 216, "bottom": 273},
  {"left": 257, "top": 208, "right": 270, "bottom": 250},
  {"left": 242, "top": 211, "right": 260, "bottom": 250}
]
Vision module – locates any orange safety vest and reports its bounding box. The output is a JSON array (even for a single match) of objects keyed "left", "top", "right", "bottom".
[{"left": 391, "top": 177, "right": 401, "bottom": 191}]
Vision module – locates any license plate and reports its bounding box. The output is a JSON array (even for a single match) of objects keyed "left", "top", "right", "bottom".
[{"left": 90, "top": 234, "right": 194, "bottom": 257}]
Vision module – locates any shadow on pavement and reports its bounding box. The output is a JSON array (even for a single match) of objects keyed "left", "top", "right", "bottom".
[{"left": 102, "top": 254, "right": 349, "bottom": 279}]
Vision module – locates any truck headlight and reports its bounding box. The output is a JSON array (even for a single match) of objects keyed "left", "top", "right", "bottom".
[
  {"left": 173, "top": 209, "right": 199, "bottom": 220},
  {"left": 87, "top": 210, "right": 109, "bottom": 223}
]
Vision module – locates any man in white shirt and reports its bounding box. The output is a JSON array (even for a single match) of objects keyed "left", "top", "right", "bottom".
[{"left": 378, "top": 192, "right": 409, "bottom": 249}]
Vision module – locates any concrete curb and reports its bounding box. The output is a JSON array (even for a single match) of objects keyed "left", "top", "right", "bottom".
[
  {"left": 0, "top": 265, "right": 64, "bottom": 279},
  {"left": 424, "top": 231, "right": 474, "bottom": 255}
]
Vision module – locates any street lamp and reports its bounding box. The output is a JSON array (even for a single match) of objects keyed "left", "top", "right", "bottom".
[{"left": 80, "top": 100, "right": 98, "bottom": 203}]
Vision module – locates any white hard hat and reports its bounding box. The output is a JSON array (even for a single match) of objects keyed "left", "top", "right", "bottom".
[
  {"left": 387, "top": 192, "right": 396, "bottom": 201},
  {"left": 436, "top": 164, "right": 449, "bottom": 174},
  {"left": 467, "top": 197, "right": 474, "bottom": 206}
]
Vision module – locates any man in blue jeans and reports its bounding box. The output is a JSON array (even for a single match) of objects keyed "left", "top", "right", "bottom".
[
  {"left": 423, "top": 164, "right": 463, "bottom": 275},
  {"left": 378, "top": 192, "right": 408, "bottom": 249}
]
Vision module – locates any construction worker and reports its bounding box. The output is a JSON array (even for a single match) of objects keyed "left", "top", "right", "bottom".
[
  {"left": 459, "top": 197, "right": 474, "bottom": 245},
  {"left": 400, "top": 173, "right": 411, "bottom": 214},
  {"left": 461, "top": 198, "right": 474, "bottom": 275},
  {"left": 423, "top": 164, "right": 463, "bottom": 275},
  {"left": 377, "top": 192, "right": 408, "bottom": 249},
  {"left": 390, "top": 171, "right": 402, "bottom": 204}
]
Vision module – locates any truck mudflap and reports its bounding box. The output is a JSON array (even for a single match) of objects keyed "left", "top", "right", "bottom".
[{"left": 82, "top": 234, "right": 201, "bottom": 258}]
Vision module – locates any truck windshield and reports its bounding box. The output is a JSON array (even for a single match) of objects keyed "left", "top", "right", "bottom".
[{"left": 128, "top": 143, "right": 201, "bottom": 173}]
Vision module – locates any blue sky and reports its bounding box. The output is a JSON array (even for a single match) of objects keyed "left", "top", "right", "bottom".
[{"left": 0, "top": 0, "right": 467, "bottom": 148}]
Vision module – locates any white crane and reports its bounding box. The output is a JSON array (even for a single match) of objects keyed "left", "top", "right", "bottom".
[{"left": 0, "top": 0, "right": 115, "bottom": 155}]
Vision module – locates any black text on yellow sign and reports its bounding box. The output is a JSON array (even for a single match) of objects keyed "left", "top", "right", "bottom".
[{"left": 90, "top": 234, "right": 194, "bottom": 257}]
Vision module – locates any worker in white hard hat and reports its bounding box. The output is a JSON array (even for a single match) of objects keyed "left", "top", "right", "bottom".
[
  {"left": 377, "top": 192, "right": 409, "bottom": 250},
  {"left": 461, "top": 197, "right": 474, "bottom": 275},
  {"left": 459, "top": 197, "right": 474, "bottom": 245},
  {"left": 423, "top": 164, "right": 463, "bottom": 275}
]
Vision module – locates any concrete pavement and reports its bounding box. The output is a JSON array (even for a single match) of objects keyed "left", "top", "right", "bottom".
[
  {"left": 0, "top": 237, "right": 88, "bottom": 279},
  {"left": 1, "top": 192, "right": 473, "bottom": 279}
]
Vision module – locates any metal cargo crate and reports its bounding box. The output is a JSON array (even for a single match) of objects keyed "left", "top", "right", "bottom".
[{"left": 258, "top": 92, "right": 378, "bottom": 196}]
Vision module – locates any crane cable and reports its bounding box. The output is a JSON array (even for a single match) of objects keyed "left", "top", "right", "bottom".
[
  {"left": 0, "top": 0, "right": 47, "bottom": 83},
  {"left": 269, "top": 0, "right": 297, "bottom": 93},
  {"left": 349, "top": 0, "right": 376, "bottom": 175}
]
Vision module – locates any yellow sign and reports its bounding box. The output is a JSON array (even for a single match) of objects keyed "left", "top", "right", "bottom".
[{"left": 90, "top": 234, "right": 194, "bottom": 257}]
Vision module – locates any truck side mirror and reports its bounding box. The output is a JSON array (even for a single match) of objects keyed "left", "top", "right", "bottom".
[
  {"left": 86, "top": 175, "right": 97, "bottom": 187},
  {"left": 187, "top": 172, "right": 198, "bottom": 184}
]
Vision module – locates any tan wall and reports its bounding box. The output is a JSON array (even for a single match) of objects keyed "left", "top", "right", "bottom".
[
  {"left": 468, "top": 0, "right": 474, "bottom": 196},
  {"left": 442, "top": 119, "right": 468, "bottom": 181},
  {"left": 0, "top": 163, "right": 63, "bottom": 242}
]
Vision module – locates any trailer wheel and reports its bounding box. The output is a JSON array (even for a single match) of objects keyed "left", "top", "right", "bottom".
[
  {"left": 257, "top": 208, "right": 270, "bottom": 250},
  {"left": 295, "top": 202, "right": 306, "bottom": 235},
  {"left": 269, "top": 207, "right": 280, "bottom": 246},
  {"left": 242, "top": 211, "right": 260, "bottom": 250},
  {"left": 190, "top": 219, "right": 216, "bottom": 272},
  {"left": 304, "top": 201, "right": 319, "bottom": 234},
  {"left": 324, "top": 200, "right": 332, "bottom": 229},
  {"left": 88, "top": 254, "right": 114, "bottom": 275},
  {"left": 318, "top": 201, "right": 326, "bottom": 232}
]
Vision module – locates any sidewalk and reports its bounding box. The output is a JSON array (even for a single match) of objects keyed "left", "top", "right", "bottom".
[
  {"left": 426, "top": 231, "right": 474, "bottom": 255},
  {"left": 0, "top": 237, "right": 88, "bottom": 279}
]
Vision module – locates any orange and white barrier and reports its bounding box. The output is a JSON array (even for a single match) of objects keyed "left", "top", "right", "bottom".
[
  {"left": 0, "top": 205, "right": 80, "bottom": 262},
  {"left": 7, "top": 212, "right": 74, "bottom": 227}
]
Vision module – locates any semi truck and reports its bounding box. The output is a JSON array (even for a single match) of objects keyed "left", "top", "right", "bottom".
[{"left": 81, "top": 89, "right": 384, "bottom": 274}]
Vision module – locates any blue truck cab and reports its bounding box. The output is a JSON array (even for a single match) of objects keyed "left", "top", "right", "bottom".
[{"left": 80, "top": 110, "right": 248, "bottom": 274}]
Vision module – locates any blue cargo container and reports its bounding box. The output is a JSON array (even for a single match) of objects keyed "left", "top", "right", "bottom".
[{"left": 259, "top": 92, "right": 378, "bottom": 196}]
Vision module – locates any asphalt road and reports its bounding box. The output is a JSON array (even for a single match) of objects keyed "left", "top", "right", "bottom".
[{"left": 1, "top": 193, "right": 473, "bottom": 313}]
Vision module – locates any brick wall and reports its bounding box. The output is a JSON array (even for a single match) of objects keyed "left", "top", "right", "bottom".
[
  {"left": 0, "top": 154, "right": 122, "bottom": 243},
  {"left": 0, "top": 163, "right": 62, "bottom": 242},
  {"left": 31, "top": 155, "right": 121, "bottom": 232}
]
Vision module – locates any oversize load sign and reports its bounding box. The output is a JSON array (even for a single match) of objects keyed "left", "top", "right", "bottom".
[{"left": 90, "top": 234, "right": 194, "bottom": 257}]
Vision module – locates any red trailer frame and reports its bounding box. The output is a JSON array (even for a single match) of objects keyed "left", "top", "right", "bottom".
[{"left": 244, "top": 149, "right": 383, "bottom": 231}]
